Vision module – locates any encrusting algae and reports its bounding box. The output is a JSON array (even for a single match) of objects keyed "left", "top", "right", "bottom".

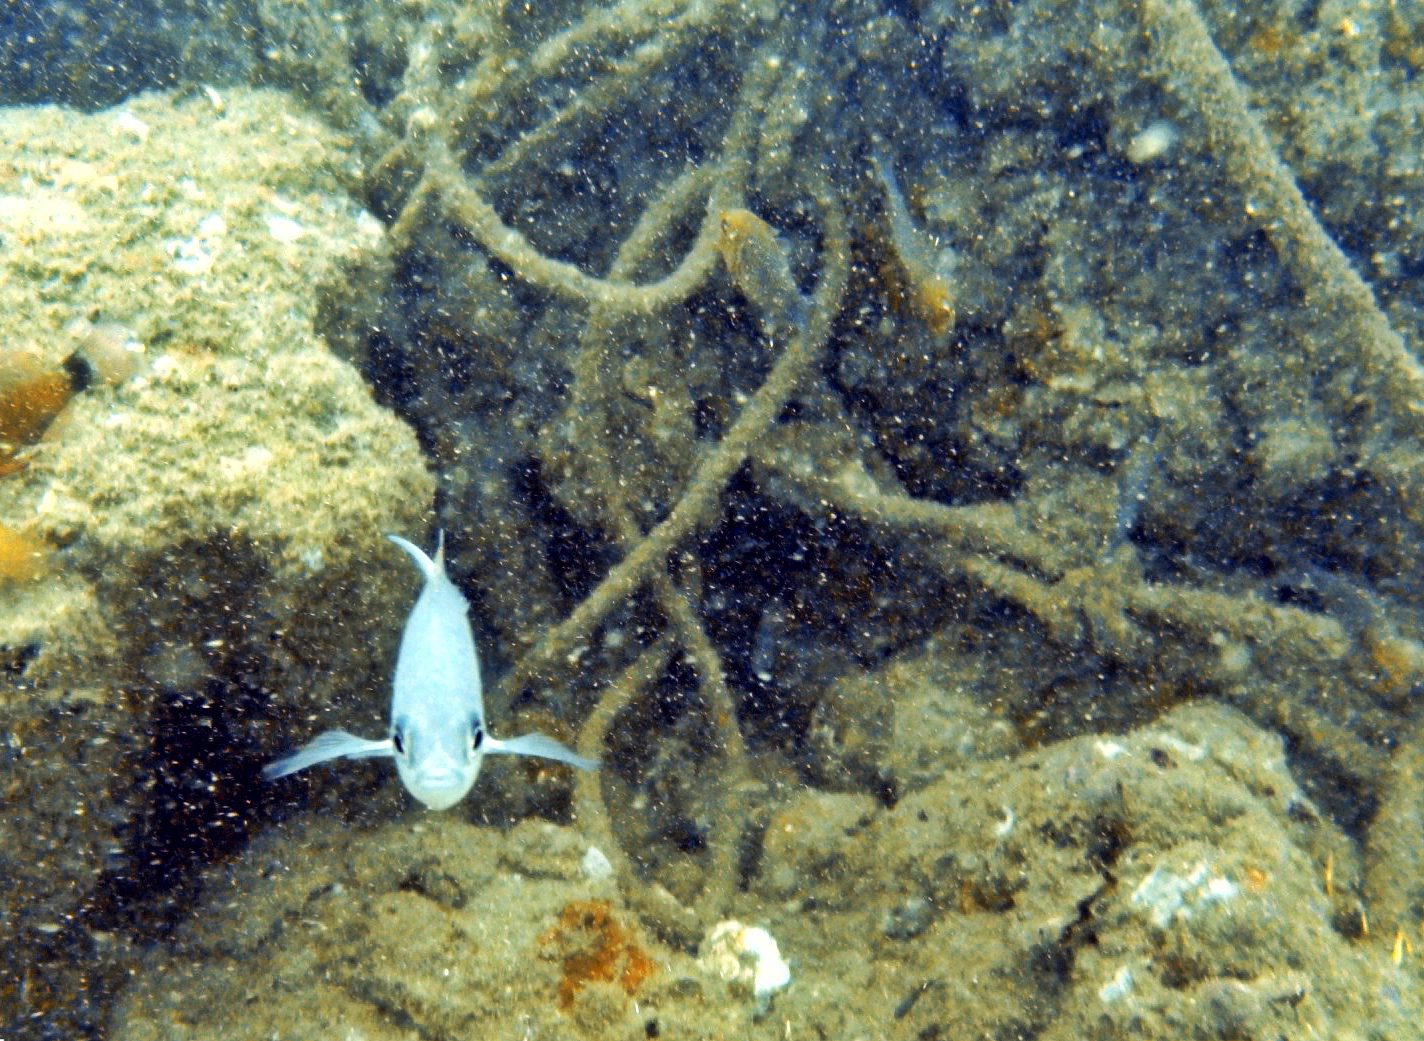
[
  {"left": 0, "top": 524, "right": 49, "bottom": 584},
  {"left": 539, "top": 899, "right": 657, "bottom": 1011}
]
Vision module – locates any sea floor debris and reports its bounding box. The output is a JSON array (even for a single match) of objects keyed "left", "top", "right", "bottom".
[{"left": 307, "top": 0, "right": 1424, "bottom": 951}]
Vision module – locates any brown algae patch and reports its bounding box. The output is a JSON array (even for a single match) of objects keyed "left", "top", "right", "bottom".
[{"left": 540, "top": 899, "right": 658, "bottom": 1011}]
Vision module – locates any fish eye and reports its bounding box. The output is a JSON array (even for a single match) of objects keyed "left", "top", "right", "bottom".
[
  {"left": 472, "top": 727, "right": 484, "bottom": 750},
  {"left": 392, "top": 730, "right": 405, "bottom": 755}
]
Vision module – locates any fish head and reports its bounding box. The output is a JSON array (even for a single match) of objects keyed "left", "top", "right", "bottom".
[{"left": 391, "top": 712, "right": 486, "bottom": 810}]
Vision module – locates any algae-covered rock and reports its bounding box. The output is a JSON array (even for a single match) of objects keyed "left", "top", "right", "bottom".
[
  {"left": 0, "top": 88, "right": 429, "bottom": 1031},
  {"left": 751, "top": 701, "right": 1413, "bottom": 1040},
  {"left": 803, "top": 634, "right": 1022, "bottom": 795},
  {"left": 6, "top": 1, "right": 1424, "bottom": 1036},
  {"left": 113, "top": 700, "right": 1412, "bottom": 1041},
  {"left": 112, "top": 815, "right": 689, "bottom": 1041}
]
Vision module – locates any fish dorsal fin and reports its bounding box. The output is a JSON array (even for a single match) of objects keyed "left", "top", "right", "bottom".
[{"left": 387, "top": 532, "right": 442, "bottom": 581}]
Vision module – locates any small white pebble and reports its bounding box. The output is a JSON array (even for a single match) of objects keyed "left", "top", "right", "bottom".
[
  {"left": 1203, "top": 876, "right": 1239, "bottom": 902},
  {"left": 1095, "top": 739, "right": 1127, "bottom": 760},
  {"left": 1215, "top": 637, "right": 1253, "bottom": 674},
  {"left": 700, "top": 920, "right": 792, "bottom": 1004},
  {"left": 1126, "top": 120, "right": 1178, "bottom": 163},
  {"left": 406, "top": 106, "right": 438, "bottom": 135},
  {"left": 355, "top": 210, "right": 386, "bottom": 243},
  {"left": 166, "top": 214, "right": 227, "bottom": 274},
  {"left": 266, "top": 193, "right": 301, "bottom": 216},
  {"left": 115, "top": 110, "right": 150, "bottom": 143},
  {"left": 1099, "top": 965, "right": 1134, "bottom": 1003},
  {"left": 581, "top": 846, "right": 614, "bottom": 881},
  {"left": 167, "top": 239, "right": 213, "bottom": 275},
  {"left": 266, "top": 213, "right": 306, "bottom": 244},
  {"left": 1155, "top": 733, "right": 1205, "bottom": 761}
]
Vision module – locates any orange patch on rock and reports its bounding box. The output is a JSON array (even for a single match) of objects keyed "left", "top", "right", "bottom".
[
  {"left": 538, "top": 899, "right": 656, "bottom": 1009},
  {"left": 0, "top": 525, "right": 51, "bottom": 584},
  {"left": 0, "top": 351, "right": 74, "bottom": 474}
]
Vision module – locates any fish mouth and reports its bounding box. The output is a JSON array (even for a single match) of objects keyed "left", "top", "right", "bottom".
[
  {"left": 407, "top": 766, "right": 475, "bottom": 810},
  {"left": 412, "top": 766, "right": 465, "bottom": 792},
  {"left": 414, "top": 763, "right": 460, "bottom": 784}
]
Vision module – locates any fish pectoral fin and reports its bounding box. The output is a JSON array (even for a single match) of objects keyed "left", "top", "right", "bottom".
[
  {"left": 262, "top": 729, "right": 394, "bottom": 781},
  {"left": 484, "top": 732, "right": 599, "bottom": 771}
]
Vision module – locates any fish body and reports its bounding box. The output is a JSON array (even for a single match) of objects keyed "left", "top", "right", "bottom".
[
  {"left": 263, "top": 533, "right": 596, "bottom": 810},
  {"left": 718, "top": 207, "right": 805, "bottom": 338},
  {"left": 871, "top": 151, "right": 958, "bottom": 336}
]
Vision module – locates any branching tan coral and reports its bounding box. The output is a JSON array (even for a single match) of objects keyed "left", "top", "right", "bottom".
[
  {"left": 379, "top": 17, "right": 851, "bottom": 927},
  {"left": 344, "top": 0, "right": 1424, "bottom": 944},
  {"left": 1139, "top": 0, "right": 1424, "bottom": 470}
]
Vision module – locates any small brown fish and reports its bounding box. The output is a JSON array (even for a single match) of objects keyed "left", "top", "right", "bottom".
[
  {"left": 872, "top": 153, "right": 958, "bottom": 336},
  {"left": 718, "top": 208, "right": 804, "bottom": 338}
]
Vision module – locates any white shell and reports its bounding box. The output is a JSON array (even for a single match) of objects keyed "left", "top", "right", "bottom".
[{"left": 699, "top": 920, "right": 791, "bottom": 1003}]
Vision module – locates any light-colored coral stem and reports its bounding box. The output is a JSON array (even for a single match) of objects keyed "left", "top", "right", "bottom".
[
  {"left": 574, "top": 639, "right": 705, "bottom": 946},
  {"left": 1365, "top": 716, "right": 1424, "bottom": 936},
  {"left": 506, "top": 179, "right": 847, "bottom": 706},
  {"left": 422, "top": 136, "right": 724, "bottom": 310},
  {"left": 1140, "top": 0, "right": 1424, "bottom": 433}
]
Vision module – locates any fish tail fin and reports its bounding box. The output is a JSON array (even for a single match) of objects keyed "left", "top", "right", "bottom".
[{"left": 387, "top": 533, "right": 441, "bottom": 580}]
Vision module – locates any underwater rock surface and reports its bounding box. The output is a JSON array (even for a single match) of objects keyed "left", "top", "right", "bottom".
[
  {"left": 1, "top": 0, "right": 1422, "bottom": 1036},
  {"left": 758, "top": 701, "right": 1406, "bottom": 1039},
  {"left": 110, "top": 701, "right": 1419, "bottom": 1040},
  {"left": 308, "top": 0, "right": 1424, "bottom": 871},
  {"left": 0, "top": 88, "right": 430, "bottom": 1031}
]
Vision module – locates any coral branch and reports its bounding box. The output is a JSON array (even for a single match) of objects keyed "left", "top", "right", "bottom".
[
  {"left": 505, "top": 178, "right": 847, "bottom": 698},
  {"left": 1140, "top": 0, "right": 1424, "bottom": 442},
  {"left": 574, "top": 639, "right": 705, "bottom": 945}
]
